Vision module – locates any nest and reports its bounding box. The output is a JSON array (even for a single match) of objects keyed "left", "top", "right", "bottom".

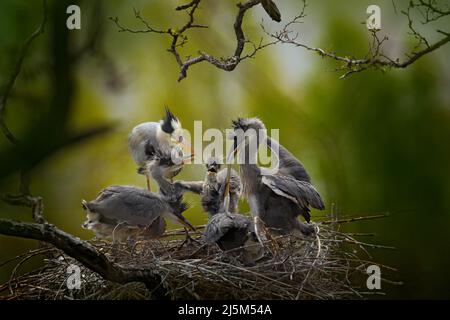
[{"left": 0, "top": 218, "right": 397, "bottom": 300}]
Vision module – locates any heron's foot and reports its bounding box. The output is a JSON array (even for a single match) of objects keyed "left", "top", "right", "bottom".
[
  {"left": 177, "top": 231, "right": 201, "bottom": 250},
  {"left": 300, "top": 222, "right": 317, "bottom": 237}
]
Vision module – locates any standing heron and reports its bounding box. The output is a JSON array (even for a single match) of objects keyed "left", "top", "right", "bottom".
[
  {"left": 81, "top": 185, "right": 194, "bottom": 242},
  {"left": 227, "top": 117, "right": 325, "bottom": 238},
  {"left": 128, "top": 107, "right": 192, "bottom": 191}
]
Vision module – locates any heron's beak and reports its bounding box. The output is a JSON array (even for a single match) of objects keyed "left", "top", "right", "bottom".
[
  {"left": 223, "top": 143, "right": 238, "bottom": 212},
  {"left": 226, "top": 138, "right": 240, "bottom": 164},
  {"left": 182, "top": 139, "right": 195, "bottom": 157}
]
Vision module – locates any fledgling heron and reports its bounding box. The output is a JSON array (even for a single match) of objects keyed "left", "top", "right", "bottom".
[
  {"left": 228, "top": 117, "right": 325, "bottom": 238},
  {"left": 128, "top": 107, "right": 192, "bottom": 191},
  {"left": 204, "top": 211, "right": 263, "bottom": 263},
  {"left": 202, "top": 157, "right": 263, "bottom": 263},
  {"left": 81, "top": 185, "right": 194, "bottom": 242},
  {"left": 202, "top": 156, "right": 241, "bottom": 216}
]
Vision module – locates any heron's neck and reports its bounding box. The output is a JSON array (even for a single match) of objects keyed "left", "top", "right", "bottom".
[
  {"left": 156, "top": 126, "right": 171, "bottom": 149},
  {"left": 156, "top": 126, "right": 171, "bottom": 154},
  {"left": 204, "top": 173, "right": 218, "bottom": 186},
  {"left": 239, "top": 138, "right": 261, "bottom": 197}
]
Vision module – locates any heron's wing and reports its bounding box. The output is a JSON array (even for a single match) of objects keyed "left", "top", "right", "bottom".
[
  {"left": 128, "top": 122, "right": 158, "bottom": 165},
  {"left": 266, "top": 138, "right": 311, "bottom": 182},
  {"left": 261, "top": 174, "right": 325, "bottom": 215},
  {"left": 175, "top": 181, "right": 204, "bottom": 194},
  {"left": 90, "top": 186, "right": 165, "bottom": 226},
  {"left": 204, "top": 214, "right": 250, "bottom": 244}
]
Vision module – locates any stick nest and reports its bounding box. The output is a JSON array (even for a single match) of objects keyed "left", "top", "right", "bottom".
[{"left": 0, "top": 219, "right": 397, "bottom": 300}]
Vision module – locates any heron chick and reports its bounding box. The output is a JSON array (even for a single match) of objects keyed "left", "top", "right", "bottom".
[
  {"left": 202, "top": 156, "right": 241, "bottom": 216},
  {"left": 202, "top": 157, "right": 263, "bottom": 263},
  {"left": 81, "top": 185, "right": 194, "bottom": 242}
]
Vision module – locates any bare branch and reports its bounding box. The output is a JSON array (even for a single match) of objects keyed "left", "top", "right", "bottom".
[
  {"left": 269, "top": 0, "right": 449, "bottom": 79},
  {"left": 110, "top": 0, "right": 449, "bottom": 81},
  {"left": 0, "top": 219, "right": 167, "bottom": 296},
  {"left": 111, "top": 0, "right": 281, "bottom": 81}
]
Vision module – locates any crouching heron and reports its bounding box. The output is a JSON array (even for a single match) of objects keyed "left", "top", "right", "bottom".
[
  {"left": 128, "top": 107, "right": 193, "bottom": 191},
  {"left": 81, "top": 185, "right": 194, "bottom": 242},
  {"left": 227, "top": 117, "right": 325, "bottom": 239}
]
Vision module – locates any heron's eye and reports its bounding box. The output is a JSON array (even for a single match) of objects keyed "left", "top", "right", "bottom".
[{"left": 179, "top": 136, "right": 183, "bottom": 143}]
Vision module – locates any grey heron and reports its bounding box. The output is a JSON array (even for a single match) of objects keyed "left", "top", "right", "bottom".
[
  {"left": 227, "top": 117, "right": 325, "bottom": 238},
  {"left": 128, "top": 107, "right": 192, "bottom": 191},
  {"left": 202, "top": 156, "right": 241, "bottom": 216},
  {"left": 81, "top": 185, "right": 194, "bottom": 242},
  {"left": 202, "top": 157, "right": 263, "bottom": 263}
]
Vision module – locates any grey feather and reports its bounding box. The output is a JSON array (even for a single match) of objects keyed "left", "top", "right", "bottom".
[
  {"left": 204, "top": 213, "right": 252, "bottom": 249},
  {"left": 86, "top": 185, "right": 170, "bottom": 227},
  {"left": 202, "top": 167, "right": 241, "bottom": 216},
  {"left": 261, "top": 174, "right": 325, "bottom": 211}
]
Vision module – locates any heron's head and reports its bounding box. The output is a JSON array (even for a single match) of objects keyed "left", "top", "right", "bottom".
[
  {"left": 81, "top": 201, "right": 101, "bottom": 229},
  {"left": 228, "top": 117, "right": 266, "bottom": 158},
  {"left": 160, "top": 106, "right": 183, "bottom": 145},
  {"left": 231, "top": 117, "right": 266, "bottom": 133},
  {"left": 205, "top": 156, "right": 221, "bottom": 174},
  {"left": 82, "top": 214, "right": 100, "bottom": 230}
]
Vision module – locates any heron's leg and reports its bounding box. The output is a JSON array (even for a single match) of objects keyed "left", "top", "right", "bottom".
[
  {"left": 146, "top": 174, "right": 152, "bottom": 192},
  {"left": 177, "top": 228, "right": 200, "bottom": 249},
  {"left": 253, "top": 216, "right": 265, "bottom": 246}
]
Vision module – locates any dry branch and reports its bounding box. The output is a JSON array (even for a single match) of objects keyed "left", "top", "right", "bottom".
[
  {"left": 267, "top": 0, "right": 450, "bottom": 78},
  {"left": 111, "top": 0, "right": 450, "bottom": 80},
  {"left": 0, "top": 219, "right": 168, "bottom": 298},
  {"left": 111, "top": 0, "right": 279, "bottom": 81}
]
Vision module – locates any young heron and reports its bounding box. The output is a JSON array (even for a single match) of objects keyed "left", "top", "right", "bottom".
[
  {"left": 227, "top": 117, "right": 325, "bottom": 239},
  {"left": 128, "top": 107, "right": 193, "bottom": 191},
  {"left": 201, "top": 156, "right": 241, "bottom": 216},
  {"left": 202, "top": 157, "right": 263, "bottom": 263},
  {"left": 81, "top": 185, "right": 194, "bottom": 242}
]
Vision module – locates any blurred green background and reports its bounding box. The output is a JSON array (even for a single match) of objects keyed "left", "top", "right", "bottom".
[{"left": 0, "top": 0, "right": 449, "bottom": 299}]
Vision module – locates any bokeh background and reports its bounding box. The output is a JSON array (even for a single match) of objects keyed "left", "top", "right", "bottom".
[{"left": 0, "top": 0, "right": 449, "bottom": 299}]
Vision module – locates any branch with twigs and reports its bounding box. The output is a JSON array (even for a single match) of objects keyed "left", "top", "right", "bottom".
[
  {"left": 0, "top": 219, "right": 168, "bottom": 297},
  {"left": 111, "top": 0, "right": 449, "bottom": 80},
  {"left": 267, "top": 0, "right": 450, "bottom": 78},
  {"left": 110, "top": 0, "right": 280, "bottom": 81}
]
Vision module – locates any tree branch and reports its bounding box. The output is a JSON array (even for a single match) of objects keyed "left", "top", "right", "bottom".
[
  {"left": 111, "top": 0, "right": 279, "bottom": 81},
  {"left": 111, "top": 0, "right": 449, "bottom": 80},
  {"left": 268, "top": 0, "right": 450, "bottom": 79},
  {"left": 0, "top": 219, "right": 168, "bottom": 297}
]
